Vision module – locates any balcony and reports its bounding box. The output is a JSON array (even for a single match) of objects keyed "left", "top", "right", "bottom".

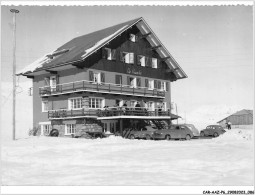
[
  {"left": 39, "top": 80, "right": 165, "bottom": 98},
  {"left": 48, "top": 107, "right": 172, "bottom": 120}
]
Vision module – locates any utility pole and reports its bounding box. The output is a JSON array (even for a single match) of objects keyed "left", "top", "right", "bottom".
[{"left": 10, "top": 9, "right": 19, "bottom": 141}]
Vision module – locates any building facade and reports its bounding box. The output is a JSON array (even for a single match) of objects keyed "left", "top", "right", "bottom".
[
  {"left": 19, "top": 17, "right": 187, "bottom": 137},
  {"left": 217, "top": 109, "right": 253, "bottom": 129}
]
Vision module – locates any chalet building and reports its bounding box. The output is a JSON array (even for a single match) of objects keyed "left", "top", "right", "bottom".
[
  {"left": 217, "top": 109, "right": 253, "bottom": 129},
  {"left": 18, "top": 17, "right": 187, "bottom": 137}
]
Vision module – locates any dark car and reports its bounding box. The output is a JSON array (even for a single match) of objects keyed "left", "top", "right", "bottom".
[
  {"left": 184, "top": 124, "right": 200, "bottom": 137},
  {"left": 200, "top": 125, "right": 226, "bottom": 137},
  {"left": 127, "top": 126, "right": 158, "bottom": 140},
  {"left": 152, "top": 124, "right": 194, "bottom": 140},
  {"left": 74, "top": 131, "right": 106, "bottom": 139}
]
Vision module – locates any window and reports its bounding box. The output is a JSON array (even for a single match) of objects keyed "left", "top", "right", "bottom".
[
  {"left": 93, "top": 72, "right": 100, "bottom": 83},
  {"left": 115, "top": 75, "right": 122, "bottom": 85},
  {"left": 137, "top": 55, "right": 145, "bottom": 66},
  {"left": 145, "top": 57, "right": 152, "bottom": 67},
  {"left": 89, "top": 71, "right": 104, "bottom": 84},
  {"left": 148, "top": 102, "right": 155, "bottom": 111},
  {"left": 103, "top": 48, "right": 116, "bottom": 60},
  {"left": 116, "top": 99, "right": 123, "bottom": 107},
  {"left": 130, "top": 34, "right": 137, "bottom": 42},
  {"left": 89, "top": 98, "right": 104, "bottom": 109},
  {"left": 69, "top": 98, "right": 82, "bottom": 110},
  {"left": 148, "top": 80, "right": 154, "bottom": 90},
  {"left": 42, "top": 124, "right": 52, "bottom": 135},
  {"left": 152, "top": 58, "right": 158, "bottom": 69},
  {"left": 130, "top": 100, "right": 137, "bottom": 108},
  {"left": 42, "top": 101, "right": 49, "bottom": 112},
  {"left": 159, "top": 81, "right": 166, "bottom": 91},
  {"left": 65, "top": 124, "right": 76, "bottom": 135},
  {"left": 128, "top": 77, "right": 136, "bottom": 88},
  {"left": 50, "top": 76, "right": 58, "bottom": 92},
  {"left": 121, "top": 52, "right": 134, "bottom": 64}
]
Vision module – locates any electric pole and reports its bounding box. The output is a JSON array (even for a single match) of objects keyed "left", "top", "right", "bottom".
[{"left": 10, "top": 9, "right": 19, "bottom": 140}]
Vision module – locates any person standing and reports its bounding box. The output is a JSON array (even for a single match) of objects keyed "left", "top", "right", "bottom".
[{"left": 228, "top": 121, "right": 232, "bottom": 130}]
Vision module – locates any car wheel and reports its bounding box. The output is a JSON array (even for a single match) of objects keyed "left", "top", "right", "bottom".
[
  {"left": 186, "top": 134, "right": 191, "bottom": 140},
  {"left": 145, "top": 135, "right": 151, "bottom": 140},
  {"left": 213, "top": 132, "right": 219, "bottom": 137},
  {"left": 49, "top": 129, "right": 59, "bottom": 137},
  {"left": 129, "top": 134, "right": 135, "bottom": 139},
  {"left": 200, "top": 131, "right": 205, "bottom": 137},
  {"left": 165, "top": 135, "right": 171, "bottom": 140}
]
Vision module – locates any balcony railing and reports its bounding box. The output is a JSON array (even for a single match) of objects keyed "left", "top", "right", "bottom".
[
  {"left": 48, "top": 107, "right": 171, "bottom": 119},
  {"left": 48, "top": 109, "right": 98, "bottom": 119},
  {"left": 39, "top": 80, "right": 165, "bottom": 98}
]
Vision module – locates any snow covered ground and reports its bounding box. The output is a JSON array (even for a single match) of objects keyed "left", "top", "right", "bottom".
[{"left": 1, "top": 128, "right": 254, "bottom": 186}]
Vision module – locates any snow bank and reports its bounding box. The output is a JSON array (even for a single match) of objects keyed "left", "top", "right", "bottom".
[
  {"left": 2, "top": 128, "right": 253, "bottom": 186},
  {"left": 215, "top": 129, "right": 254, "bottom": 141},
  {"left": 81, "top": 25, "right": 128, "bottom": 59}
]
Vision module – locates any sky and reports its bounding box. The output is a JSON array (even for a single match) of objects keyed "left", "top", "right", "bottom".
[{"left": 1, "top": 5, "right": 254, "bottom": 137}]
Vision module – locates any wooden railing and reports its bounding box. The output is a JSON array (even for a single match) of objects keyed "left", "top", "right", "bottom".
[
  {"left": 39, "top": 80, "right": 165, "bottom": 98},
  {"left": 48, "top": 107, "right": 171, "bottom": 119}
]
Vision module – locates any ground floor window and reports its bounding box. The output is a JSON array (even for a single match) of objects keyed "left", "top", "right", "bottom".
[
  {"left": 40, "top": 122, "right": 52, "bottom": 136},
  {"left": 65, "top": 124, "right": 76, "bottom": 135}
]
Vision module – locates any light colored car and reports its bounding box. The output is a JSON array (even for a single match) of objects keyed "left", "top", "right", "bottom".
[
  {"left": 200, "top": 125, "right": 226, "bottom": 137},
  {"left": 152, "top": 124, "right": 194, "bottom": 140}
]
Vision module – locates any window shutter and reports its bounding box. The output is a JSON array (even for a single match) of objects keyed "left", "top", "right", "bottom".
[
  {"left": 127, "top": 76, "right": 130, "bottom": 85},
  {"left": 154, "top": 80, "right": 157, "bottom": 89},
  {"left": 44, "top": 77, "right": 50, "bottom": 86},
  {"left": 102, "top": 48, "right": 107, "bottom": 59},
  {"left": 145, "top": 79, "right": 148, "bottom": 88},
  {"left": 158, "top": 81, "right": 161, "bottom": 89},
  {"left": 115, "top": 75, "right": 119, "bottom": 84},
  {"left": 112, "top": 49, "right": 116, "bottom": 60},
  {"left": 137, "top": 55, "right": 141, "bottom": 66},
  {"left": 166, "top": 82, "right": 169, "bottom": 91},
  {"left": 137, "top": 78, "right": 141, "bottom": 87},
  {"left": 101, "top": 72, "right": 105, "bottom": 83},
  {"left": 120, "top": 52, "right": 124, "bottom": 62},
  {"left": 89, "top": 71, "right": 93, "bottom": 82}
]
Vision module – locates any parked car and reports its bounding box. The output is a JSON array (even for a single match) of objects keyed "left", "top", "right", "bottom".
[
  {"left": 74, "top": 131, "right": 106, "bottom": 139},
  {"left": 152, "top": 124, "right": 194, "bottom": 140},
  {"left": 124, "top": 126, "right": 158, "bottom": 140},
  {"left": 184, "top": 124, "right": 200, "bottom": 137},
  {"left": 200, "top": 125, "right": 226, "bottom": 137}
]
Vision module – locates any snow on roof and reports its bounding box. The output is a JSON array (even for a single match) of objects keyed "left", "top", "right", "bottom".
[
  {"left": 18, "top": 17, "right": 187, "bottom": 80},
  {"left": 81, "top": 25, "right": 128, "bottom": 59},
  {"left": 17, "top": 51, "right": 54, "bottom": 75}
]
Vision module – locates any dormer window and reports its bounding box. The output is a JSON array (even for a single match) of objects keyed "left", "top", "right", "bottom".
[
  {"left": 152, "top": 58, "right": 158, "bottom": 69},
  {"left": 130, "top": 34, "right": 137, "bottom": 42},
  {"left": 102, "top": 48, "right": 116, "bottom": 60}
]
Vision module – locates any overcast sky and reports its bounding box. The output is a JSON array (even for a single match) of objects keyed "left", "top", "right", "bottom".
[{"left": 1, "top": 5, "right": 253, "bottom": 127}]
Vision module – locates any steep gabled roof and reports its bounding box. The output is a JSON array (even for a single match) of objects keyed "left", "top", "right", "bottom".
[
  {"left": 217, "top": 109, "right": 253, "bottom": 123},
  {"left": 18, "top": 17, "right": 187, "bottom": 80}
]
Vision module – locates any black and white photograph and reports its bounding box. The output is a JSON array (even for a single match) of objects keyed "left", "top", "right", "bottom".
[{"left": 1, "top": 1, "right": 254, "bottom": 194}]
